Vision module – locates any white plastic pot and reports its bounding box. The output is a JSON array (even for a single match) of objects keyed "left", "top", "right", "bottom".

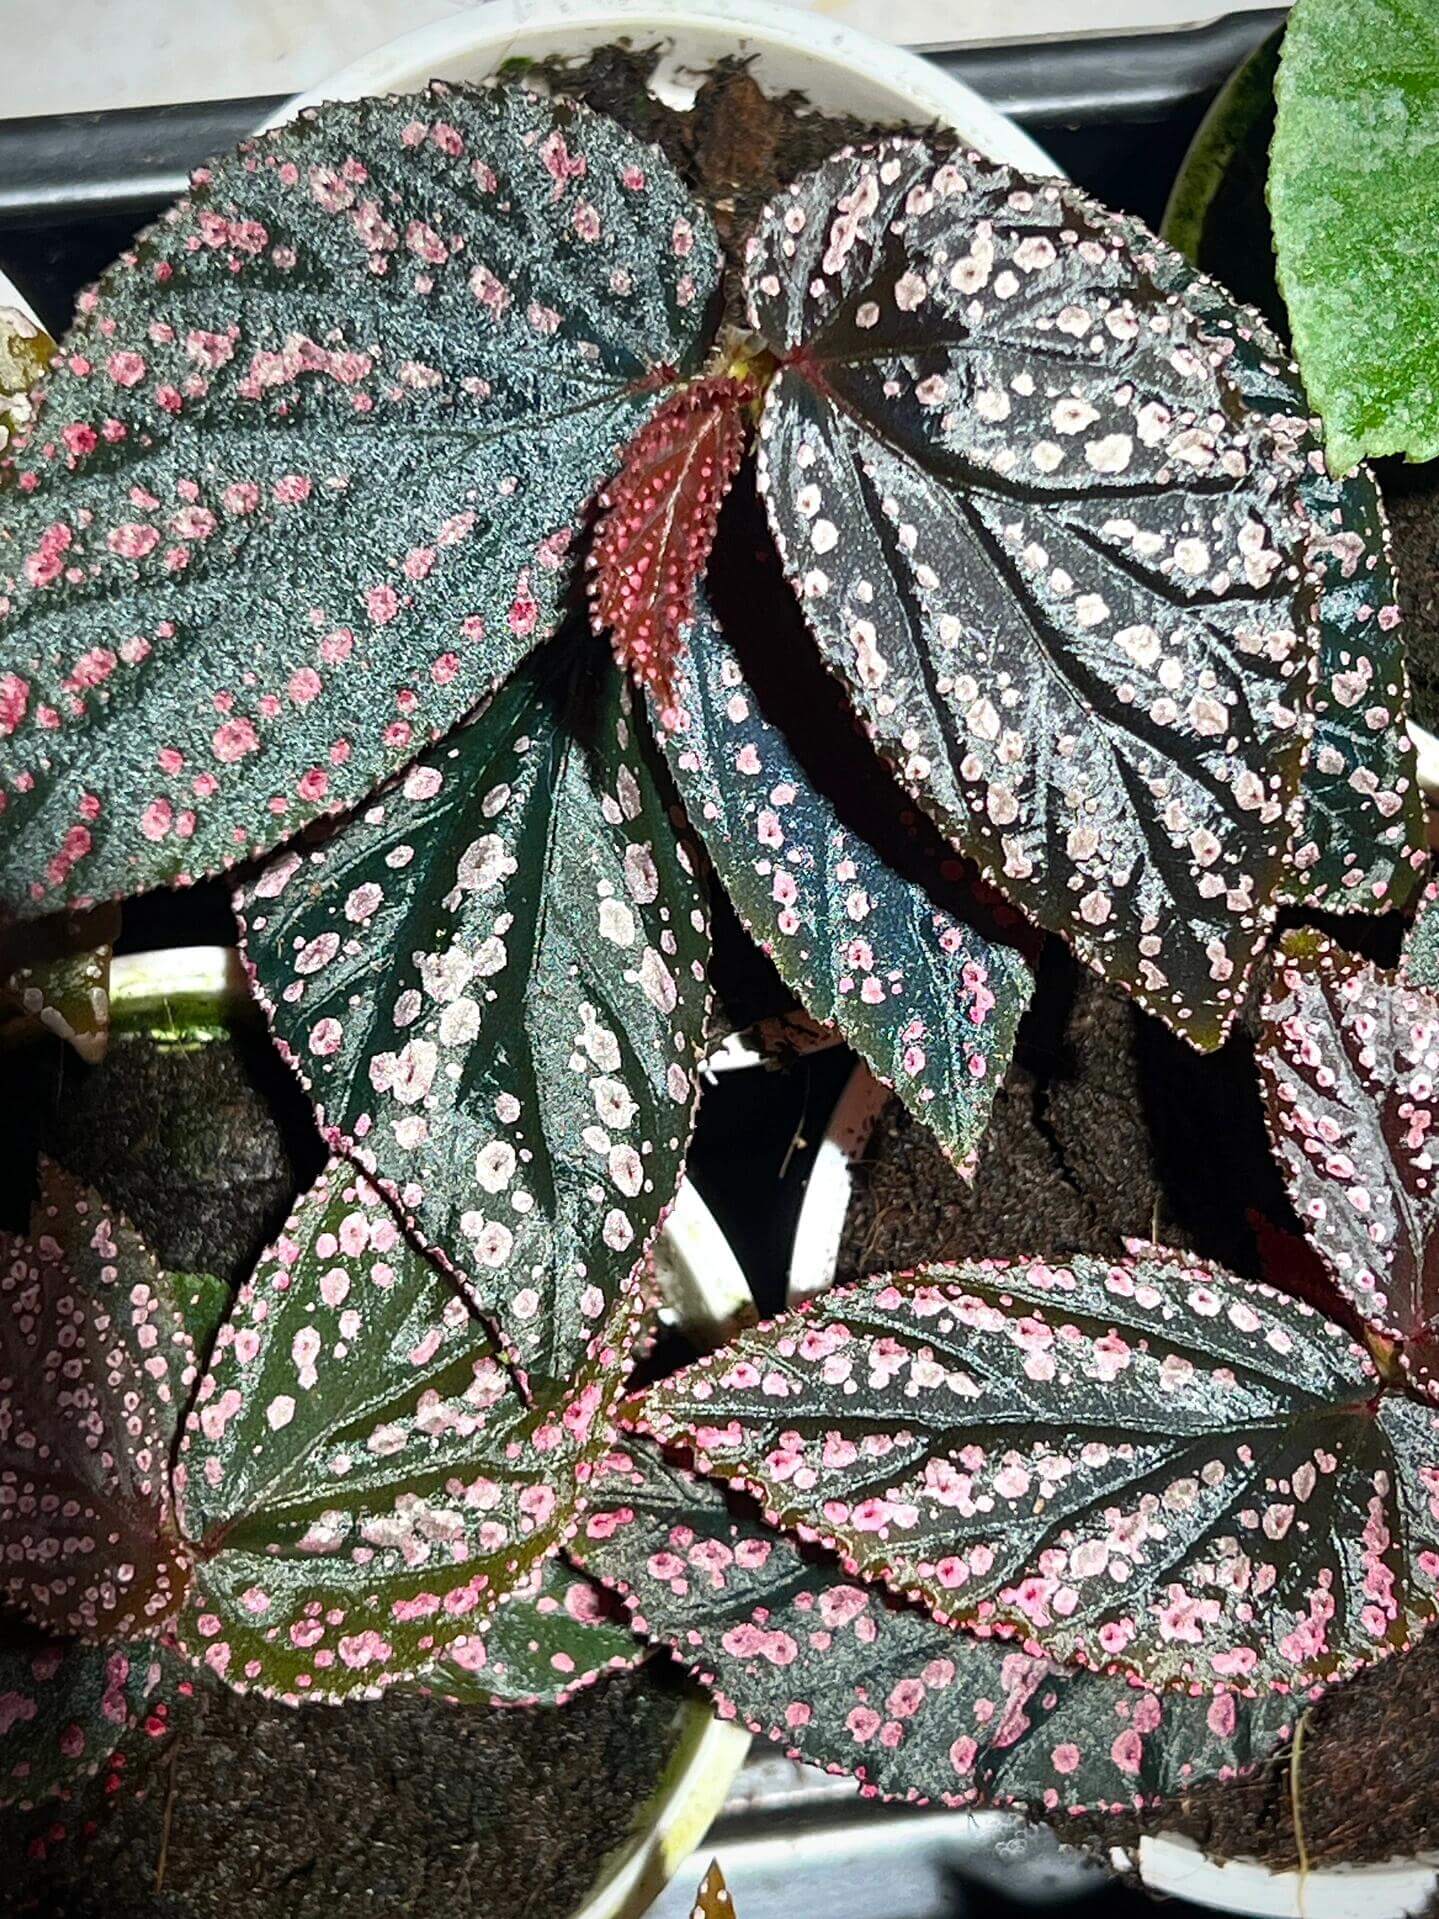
[{"left": 258, "top": 11, "right": 1052, "bottom": 1913}]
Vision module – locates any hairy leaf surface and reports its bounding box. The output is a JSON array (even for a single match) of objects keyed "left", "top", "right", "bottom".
[
  {"left": 1259, "top": 933, "right": 1439, "bottom": 1390},
  {"left": 570, "top": 1438, "right": 1301, "bottom": 1812},
  {"left": 174, "top": 1161, "right": 623, "bottom": 1701},
  {"left": 1132, "top": 227, "right": 1420, "bottom": 910},
  {"left": 633, "top": 1252, "right": 1439, "bottom": 1692},
  {"left": 1272, "top": 0, "right": 1439, "bottom": 471},
  {"left": 1402, "top": 880, "right": 1439, "bottom": 993},
  {"left": 0, "top": 1635, "right": 167, "bottom": 1812},
  {"left": 238, "top": 630, "right": 710, "bottom": 1386},
  {"left": 0, "top": 84, "right": 719, "bottom": 915},
  {"left": 420, "top": 1555, "right": 641, "bottom": 1706},
  {"left": 748, "top": 141, "right": 1321, "bottom": 1047},
  {"left": 659, "top": 592, "right": 1032, "bottom": 1176},
  {"left": 591, "top": 374, "right": 751, "bottom": 724},
  {"left": 0, "top": 1162, "right": 195, "bottom": 1639}
]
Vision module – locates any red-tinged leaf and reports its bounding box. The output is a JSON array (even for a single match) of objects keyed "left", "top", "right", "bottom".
[
  {"left": 1401, "top": 878, "right": 1439, "bottom": 992},
  {"left": 692, "top": 1860, "right": 734, "bottom": 1918},
  {"left": 1258, "top": 933, "right": 1439, "bottom": 1392},
  {"left": 569, "top": 1438, "right": 1302, "bottom": 1814},
  {"left": 747, "top": 141, "right": 1325, "bottom": 1049},
  {"left": 0, "top": 1161, "right": 195, "bottom": 1640},
  {"left": 657, "top": 586, "right": 1033, "bottom": 1178},
  {"left": 0, "top": 1634, "right": 168, "bottom": 1813},
  {"left": 0, "top": 84, "right": 720, "bottom": 917},
  {"left": 591, "top": 375, "right": 750, "bottom": 725},
  {"left": 631, "top": 1251, "right": 1439, "bottom": 1694},
  {"left": 1128, "top": 215, "right": 1422, "bottom": 913},
  {"left": 172, "top": 1160, "right": 625, "bottom": 1702},
  {"left": 236, "top": 626, "right": 710, "bottom": 1389},
  {"left": 1248, "top": 1210, "right": 1350, "bottom": 1325},
  {"left": 416, "top": 1554, "right": 643, "bottom": 1707}
]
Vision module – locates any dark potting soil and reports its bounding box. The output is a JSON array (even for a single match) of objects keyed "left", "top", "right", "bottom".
[{"left": 0, "top": 1021, "right": 691, "bottom": 1917}]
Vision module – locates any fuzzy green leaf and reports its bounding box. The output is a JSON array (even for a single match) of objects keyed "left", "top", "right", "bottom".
[
  {"left": 173, "top": 1160, "right": 625, "bottom": 1702},
  {"left": 0, "top": 1634, "right": 168, "bottom": 1812},
  {"left": 0, "top": 1161, "right": 195, "bottom": 1639},
  {"left": 237, "top": 627, "right": 710, "bottom": 1387},
  {"left": 419, "top": 1555, "right": 642, "bottom": 1706},
  {"left": 570, "top": 1437, "right": 1301, "bottom": 1814},
  {"left": 749, "top": 141, "right": 1323, "bottom": 1049},
  {"left": 1272, "top": 0, "right": 1439, "bottom": 472},
  {"left": 0, "top": 84, "right": 718, "bottom": 917},
  {"left": 1402, "top": 879, "right": 1439, "bottom": 992},
  {"left": 633, "top": 1252, "right": 1439, "bottom": 1694},
  {"left": 660, "top": 589, "right": 1032, "bottom": 1177},
  {"left": 1259, "top": 933, "right": 1439, "bottom": 1391}
]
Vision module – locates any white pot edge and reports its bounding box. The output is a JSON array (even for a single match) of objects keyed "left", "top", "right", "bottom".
[{"left": 1133, "top": 1833, "right": 1439, "bottom": 1919}]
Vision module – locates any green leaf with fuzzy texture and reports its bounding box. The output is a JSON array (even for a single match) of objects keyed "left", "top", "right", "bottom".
[
  {"left": 237, "top": 627, "right": 710, "bottom": 1388},
  {"left": 570, "top": 1437, "right": 1302, "bottom": 1815},
  {"left": 1401, "top": 879, "right": 1439, "bottom": 991},
  {"left": 1272, "top": 0, "right": 1439, "bottom": 472},
  {"left": 749, "top": 141, "right": 1322, "bottom": 1050},
  {"left": 0, "top": 1634, "right": 169, "bottom": 1812},
  {"left": 0, "top": 1161, "right": 195, "bottom": 1641},
  {"left": 0, "top": 83, "right": 719, "bottom": 917},
  {"left": 659, "top": 588, "right": 1032, "bottom": 1179},
  {"left": 419, "top": 1555, "right": 642, "bottom": 1706},
  {"left": 633, "top": 1252, "right": 1439, "bottom": 1695},
  {"left": 173, "top": 1159, "right": 627, "bottom": 1702}
]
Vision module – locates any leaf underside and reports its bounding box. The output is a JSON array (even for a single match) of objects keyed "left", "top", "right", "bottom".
[
  {"left": 659, "top": 587, "right": 1033, "bottom": 1178},
  {"left": 0, "top": 1161, "right": 195, "bottom": 1640},
  {"left": 1259, "top": 933, "right": 1439, "bottom": 1393},
  {"left": 1271, "top": 0, "right": 1439, "bottom": 472},
  {"left": 569, "top": 1437, "right": 1300, "bottom": 1815},
  {"left": 172, "top": 1160, "right": 625, "bottom": 1703},
  {"left": 237, "top": 625, "right": 710, "bottom": 1388},
  {"left": 418, "top": 1554, "right": 642, "bottom": 1706},
  {"left": 0, "top": 1634, "right": 166, "bottom": 1812},
  {"left": 0, "top": 82, "right": 719, "bottom": 917},
  {"left": 1130, "top": 215, "right": 1421, "bottom": 912},
  {"left": 748, "top": 140, "right": 1322, "bottom": 1048},
  {"left": 634, "top": 1251, "right": 1439, "bottom": 1694},
  {"left": 591, "top": 374, "right": 751, "bottom": 724}
]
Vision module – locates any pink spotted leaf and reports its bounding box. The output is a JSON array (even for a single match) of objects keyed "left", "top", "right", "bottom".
[
  {"left": 0, "top": 84, "right": 719, "bottom": 917},
  {"left": 236, "top": 626, "right": 710, "bottom": 1390},
  {"left": 172, "top": 1160, "right": 626, "bottom": 1702},
  {"left": 656, "top": 582, "right": 1033, "bottom": 1178},
  {"left": 0, "top": 1160, "right": 196, "bottom": 1640},
  {"left": 0, "top": 1633, "right": 168, "bottom": 1813},
  {"left": 570, "top": 1436, "right": 1302, "bottom": 1814},
  {"left": 590, "top": 374, "right": 751, "bottom": 726},
  {"left": 1258, "top": 931, "right": 1439, "bottom": 1393},
  {"left": 747, "top": 142, "right": 1326, "bottom": 1049},
  {"left": 692, "top": 1861, "right": 734, "bottom": 1919},
  {"left": 628, "top": 1251, "right": 1439, "bottom": 1694},
  {"left": 415, "top": 1553, "right": 643, "bottom": 1707}
]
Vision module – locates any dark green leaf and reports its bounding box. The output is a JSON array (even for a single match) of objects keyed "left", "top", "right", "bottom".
[
  {"left": 570, "top": 1437, "right": 1301, "bottom": 1813},
  {"left": 1272, "top": 0, "right": 1439, "bottom": 472},
  {"left": 1136, "top": 208, "right": 1422, "bottom": 911},
  {"left": 237, "top": 628, "right": 710, "bottom": 1386},
  {"left": 1259, "top": 933, "right": 1439, "bottom": 1391},
  {"left": 174, "top": 1159, "right": 623, "bottom": 1701},
  {"left": 0, "top": 84, "right": 718, "bottom": 916},
  {"left": 419, "top": 1555, "right": 642, "bottom": 1706},
  {"left": 0, "top": 903, "right": 119, "bottom": 1063},
  {"left": 633, "top": 1251, "right": 1439, "bottom": 1693},
  {"left": 748, "top": 141, "right": 1323, "bottom": 1048},
  {"left": 660, "top": 590, "right": 1032, "bottom": 1177},
  {"left": 0, "top": 1160, "right": 194, "bottom": 1639},
  {"left": 0, "top": 1634, "right": 167, "bottom": 1812}
]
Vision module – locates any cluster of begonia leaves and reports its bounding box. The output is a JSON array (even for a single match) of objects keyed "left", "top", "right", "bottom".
[{"left": 0, "top": 74, "right": 1432, "bottom": 1827}]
